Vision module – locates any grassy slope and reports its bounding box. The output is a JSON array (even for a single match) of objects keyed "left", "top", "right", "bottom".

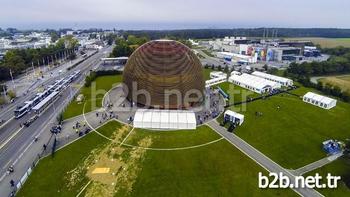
[
  {"left": 126, "top": 126, "right": 297, "bottom": 197},
  {"left": 305, "top": 157, "right": 350, "bottom": 197},
  {"left": 63, "top": 75, "right": 122, "bottom": 120},
  {"left": 224, "top": 85, "right": 350, "bottom": 169},
  {"left": 16, "top": 121, "right": 123, "bottom": 197},
  {"left": 319, "top": 75, "right": 350, "bottom": 93}
]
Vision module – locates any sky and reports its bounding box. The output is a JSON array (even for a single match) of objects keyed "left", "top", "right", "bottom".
[{"left": 0, "top": 0, "right": 349, "bottom": 30}]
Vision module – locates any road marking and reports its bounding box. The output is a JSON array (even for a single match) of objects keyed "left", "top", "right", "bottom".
[
  {"left": 0, "top": 116, "right": 14, "bottom": 130},
  {"left": 76, "top": 180, "right": 92, "bottom": 197},
  {"left": 120, "top": 127, "right": 134, "bottom": 146},
  {"left": 0, "top": 127, "right": 23, "bottom": 151}
]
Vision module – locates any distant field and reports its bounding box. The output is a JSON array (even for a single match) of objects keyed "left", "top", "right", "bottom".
[
  {"left": 319, "top": 75, "right": 350, "bottom": 93},
  {"left": 287, "top": 37, "right": 350, "bottom": 48}
]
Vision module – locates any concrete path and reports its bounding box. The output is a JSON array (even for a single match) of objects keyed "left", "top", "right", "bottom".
[
  {"left": 206, "top": 120, "right": 323, "bottom": 197},
  {"left": 292, "top": 152, "right": 343, "bottom": 176}
]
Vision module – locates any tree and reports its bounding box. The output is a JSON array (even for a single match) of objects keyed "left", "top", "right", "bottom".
[
  {"left": 211, "top": 64, "right": 215, "bottom": 70},
  {"left": 110, "top": 43, "right": 133, "bottom": 57},
  {"left": 7, "top": 90, "right": 16, "bottom": 99},
  {"left": 50, "top": 32, "right": 60, "bottom": 43},
  {"left": 0, "top": 97, "right": 6, "bottom": 105},
  {"left": 224, "top": 65, "right": 229, "bottom": 74},
  {"left": 263, "top": 64, "right": 268, "bottom": 71},
  {"left": 218, "top": 65, "right": 222, "bottom": 71},
  {"left": 3, "top": 51, "right": 26, "bottom": 74},
  {"left": 316, "top": 81, "right": 324, "bottom": 91},
  {"left": 330, "top": 86, "right": 342, "bottom": 97}
]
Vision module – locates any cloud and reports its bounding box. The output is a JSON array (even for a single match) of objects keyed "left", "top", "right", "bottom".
[{"left": 0, "top": 0, "right": 349, "bottom": 29}]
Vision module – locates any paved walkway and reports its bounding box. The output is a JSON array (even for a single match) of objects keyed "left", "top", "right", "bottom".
[
  {"left": 291, "top": 152, "right": 343, "bottom": 176},
  {"left": 206, "top": 120, "right": 323, "bottom": 197}
]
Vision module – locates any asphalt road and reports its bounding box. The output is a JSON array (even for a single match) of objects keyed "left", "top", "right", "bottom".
[
  {"left": 207, "top": 120, "right": 323, "bottom": 197},
  {"left": 0, "top": 46, "right": 112, "bottom": 196},
  {"left": 0, "top": 52, "right": 91, "bottom": 128}
]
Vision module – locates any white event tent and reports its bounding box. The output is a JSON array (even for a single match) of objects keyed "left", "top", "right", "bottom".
[
  {"left": 228, "top": 73, "right": 281, "bottom": 94},
  {"left": 251, "top": 71, "right": 293, "bottom": 86},
  {"left": 133, "top": 109, "right": 197, "bottom": 130},
  {"left": 303, "top": 92, "right": 337, "bottom": 110}
]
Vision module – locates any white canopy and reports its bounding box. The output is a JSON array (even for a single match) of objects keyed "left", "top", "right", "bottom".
[
  {"left": 229, "top": 73, "right": 281, "bottom": 94},
  {"left": 303, "top": 92, "right": 337, "bottom": 110},
  {"left": 224, "top": 110, "right": 244, "bottom": 125},
  {"left": 251, "top": 71, "right": 293, "bottom": 86},
  {"left": 134, "top": 109, "right": 196, "bottom": 130}
]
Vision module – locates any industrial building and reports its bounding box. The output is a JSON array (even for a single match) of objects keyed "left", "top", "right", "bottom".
[
  {"left": 228, "top": 72, "right": 281, "bottom": 94},
  {"left": 133, "top": 109, "right": 196, "bottom": 130},
  {"left": 251, "top": 71, "right": 293, "bottom": 86},
  {"left": 267, "top": 47, "right": 302, "bottom": 62},
  {"left": 303, "top": 92, "right": 337, "bottom": 110},
  {"left": 216, "top": 51, "right": 258, "bottom": 64}
]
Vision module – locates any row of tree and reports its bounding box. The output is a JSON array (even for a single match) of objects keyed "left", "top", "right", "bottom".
[
  {"left": 110, "top": 35, "right": 149, "bottom": 57},
  {"left": 285, "top": 47, "right": 350, "bottom": 102},
  {"left": 121, "top": 28, "right": 350, "bottom": 40},
  {"left": 0, "top": 36, "right": 78, "bottom": 82},
  {"left": 110, "top": 35, "right": 194, "bottom": 58}
]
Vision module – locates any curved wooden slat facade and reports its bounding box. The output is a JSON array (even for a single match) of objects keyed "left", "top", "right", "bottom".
[{"left": 123, "top": 40, "right": 205, "bottom": 109}]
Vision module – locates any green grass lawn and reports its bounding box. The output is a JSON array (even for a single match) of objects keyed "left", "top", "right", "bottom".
[
  {"left": 223, "top": 90, "right": 350, "bottom": 169},
  {"left": 305, "top": 157, "right": 350, "bottom": 197},
  {"left": 63, "top": 74, "right": 122, "bottom": 120},
  {"left": 16, "top": 121, "right": 124, "bottom": 197},
  {"left": 126, "top": 126, "right": 220, "bottom": 148},
  {"left": 17, "top": 123, "right": 297, "bottom": 197},
  {"left": 202, "top": 67, "right": 215, "bottom": 80},
  {"left": 124, "top": 126, "right": 297, "bottom": 197}
]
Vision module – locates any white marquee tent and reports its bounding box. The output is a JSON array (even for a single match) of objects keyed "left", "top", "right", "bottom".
[
  {"left": 205, "top": 76, "right": 227, "bottom": 87},
  {"left": 133, "top": 109, "right": 197, "bottom": 130},
  {"left": 303, "top": 92, "right": 337, "bottom": 110},
  {"left": 210, "top": 71, "right": 227, "bottom": 79},
  {"left": 228, "top": 72, "right": 281, "bottom": 94},
  {"left": 224, "top": 110, "right": 244, "bottom": 125},
  {"left": 251, "top": 71, "right": 293, "bottom": 86}
]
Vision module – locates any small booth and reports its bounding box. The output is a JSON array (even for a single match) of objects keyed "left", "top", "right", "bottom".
[
  {"left": 224, "top": 110, "right": 244, "bottom": 126},
  {"left": 322, "top": 140, "right": 342, "bottom": 155}
]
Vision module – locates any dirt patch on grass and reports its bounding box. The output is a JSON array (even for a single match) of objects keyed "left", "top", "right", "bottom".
[
  {"left": 83, "top": 126, "right": 152, "bottom": 196},
  {"left": 114, "top": 136, "right": 152, "bottom": 195}
]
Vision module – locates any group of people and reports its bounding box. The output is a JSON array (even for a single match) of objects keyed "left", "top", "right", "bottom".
[
  {"left": 96, "top": 110, "right": 118, "bottom": 124},
  {"left": 197, "top": 89, "right": 222, "bottom": 124}
]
